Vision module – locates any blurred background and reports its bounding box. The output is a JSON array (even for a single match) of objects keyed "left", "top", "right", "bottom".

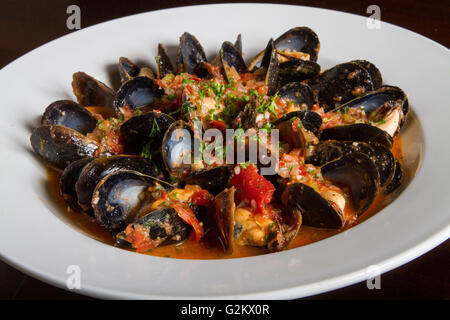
[{"left": 0, "top": 0, "right": 448, "bottom": 299}]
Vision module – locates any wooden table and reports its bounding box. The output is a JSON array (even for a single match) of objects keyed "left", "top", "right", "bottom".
[{"left": 0, "top": 0, "right": 448, "bottom": 300}]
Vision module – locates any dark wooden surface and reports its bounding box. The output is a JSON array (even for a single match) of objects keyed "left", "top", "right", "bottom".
[{"left": 0, "top": 0, "right": 449, "bottom": 300}]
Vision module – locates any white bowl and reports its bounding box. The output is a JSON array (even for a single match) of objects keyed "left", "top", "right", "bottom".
[{"left": 0, "top": 4, "right": 449, "bottom": 299}]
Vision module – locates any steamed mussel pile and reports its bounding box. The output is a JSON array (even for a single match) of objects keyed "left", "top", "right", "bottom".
[{"left": 30, "top": 27, "right": 408, "bottom": 255}]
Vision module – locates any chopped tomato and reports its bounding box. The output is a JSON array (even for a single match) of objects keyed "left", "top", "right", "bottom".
[
  {"left": 231, "top": 164, "right": 275, "bottom": 214},
  {"left": 190, "top": 189, "right": 213, "bottom": 207},
  {"left": 123, "top": 224, "right": 163, "bottom": 253},
  {"left": 211, "top": 120, "right": 227, "bottom": 133},
  {"left": 170, "top": 202, "right": 204, "bottom": 242}
]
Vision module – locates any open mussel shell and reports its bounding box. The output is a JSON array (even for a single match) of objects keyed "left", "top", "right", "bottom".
[
  {"left": 274, "top": 27, "right": 320, "bottom": 62},
  {"left": 233, "top": 98, "right": 257, "bottom": 130},
  {"left": 282, "top": 182, "right": 343, "bottom": 229},
  {"left": 118, "top": 57, "right": 140, "bottom": 82},
  {"left": 60, "top": 157, "right": 93, "bottom": 211},
  {"left": 177, "top": 32, "right": 207, "bottom": 74},
  {"left": 220, "top": 41, "right": 248, "bottom": 82},
  {"left": 308, "top": 62, "right": 375, "bottom": 112},
  {"left": 92, "top": 170, "right": 165, "bottom": 234},
  {"left": 183, "top": 166, "right": 232, "bottom": 195},
  {"left": 213, "top": 187, "right": 301, "bottom": 251},
  {"left": 333, "top": 86, "right": 409, "bottom": 136},
  {"left": 276, "top": 82, "right": 318, "bottom": 110},
  {"left": 120, "top": 111, "right": 175, "bottom": 154},
  {"left": 273, "top": 110, "right": 322, "bottom": 135},
  {"left": 157, "top": 43, "right": 175, "bottom": 78},
  {"left": 30, "top": 125, "right": 99, "bottom": 170},
  {"left": 41, "top": 100, "right": 97, "bottom": 135},
  {"left": 234, "top": 34, "right": 242, "bottom": 54},
  {"left": 320, "top": 123, "right": 394, "bottom": 148},
  {"left": 351, "top": 60, "right": 382, "bottom": 89},
  {"left": 306, "top": 140, "right": 395, "bottom": 187},
  {"left": 116, "top": 207, "right": 190, "bottom": 249},
  {"left": 278, "top": 60, "right": 320, "bottom": 87},
  {"left": 162, "top": 120, "right": 198, "bottom": 178},
  {"left": 321, "top": 152, "right": 379, "bottom": 214},
  {"left": 72, "top": 72, "right": 115, "bottom": 109},
  {"left": 113, "top": 76, "right": 163, "bottom": 114},
  {"left": 192, "top": 61, "right": 215, "bottom": 79},
  {"left": 248, "top": 27, "right": 320, "bottom": 70},
  {"left": 261, "top": 38, "right": 280, "bottom": 96},
  {"left": 76, "top": 155, "right": 161, "bottom": 214}
]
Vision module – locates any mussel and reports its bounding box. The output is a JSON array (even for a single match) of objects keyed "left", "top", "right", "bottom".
[
  {"left": 213, "top": 187, "right": 301, "bottom": 251},
  {"left": 75, "top": 155, "right": 161, "bottom": 213},
  {"left": 306, "top": 140, "right": 396, "bottom": 187},
  {"left": 113, "top": 76, "right": 164, "bottom": 114},
  {"left": 91, "top": 170, "right": 168, "bottom": 233},
  {"left": 118, "top": 57, "right": 140, "bottom": 82},
  {"left": 183, "top": 166, "right": 232, "bottom": 195},
  {"left": 278, "top": 60, "right": 320, "bottom": 87},
  {"left": 260, "top": 39, "right": 279, "bottom": 96},
  {"left": 41, "top": 100, "right": 97, "bottom": 135},
  {"left": 177, "top": 32, "right": 207, "bottom": 74},
  {"left": 320, "top": 123, "right": 394, "bottom": 148},
  {"left": 116, "top": 207, "right": 191, "bottom": 251},
  {"left": 332, "top": 85, "right": 409, "bottom": 136},
  {"left": 30, "top": 125, "right": 99, "bottom": 170},
  {"left": 220, "top": 41, "right": 248, "bottom": 82},
  {"left": 276, "top": 82, "right": 318, "bottom": 110},
  {"left": 120, "top": 111, "right": 175, "bottom": 155},
  {"left": 321, "top": 152, "right": 379, "bottom": 214},
  {"left": 72, "top": 72, "right": 115, "bottom": 109},
  {"left": 282, "top": 182, "right": 344, "bottom": 228},
  {"left": 307, "top": 62, "right": 376, "bottom": 112},
  {"left": 156, "top": 43, "right": 175, "bottom": 78},
  {"left": 60, "top": 157, "right": 93, "bottom": 211}
]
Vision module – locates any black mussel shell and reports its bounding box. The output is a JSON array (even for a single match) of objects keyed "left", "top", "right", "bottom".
[
  {"left": 234, "top": 34, "right": 242, "bottom": 54},
  {"left": 321, "top": 152, "right": 379, "bottom": 214},
  {"left": 368, "top": 142, "right": 396, "bottom": 187},
  {"left": 220, "top": 41, "right": 248, "bottom": 82},
  {"left": 60, "top": 157, "right": 93, "bottom": 211},
  {"left": 116, "top": 207, "right": 190, "bottom": 249},
  {"left": 332, "top": 86, "right": 409, "bottom": 136},
  {"left": 261, "top": 38, "right": 279, "bottom": 96},
  {"left": 308, "top": 62, "right": 374, "bottom": 112},
  {"left": 192, "top": 61, "right": 215, "bottom": 79},
  {"left": 306, "top": 140, "right": 395, "bottom": 187},
  {"left": 276, "top": 82, "right": 318, "bottom": 110},
  {"left": 183, "top": 166, "right": 232, "bottom": 195},
  {"left": 213, "top": 186, "right": 236, "bottom": 250},
  {"left": 41, "top": 100, "right": 97, "bottom": 135},
  {"left": 76, "top": 155, "right": 161, "bottom": 214},
  {"left": 30, "top": 125, "right": 99, "bottom": 170},
  {"left": 282, "top": 182, "right": 343, "bottom": 229},
  {"left": 275, "top": 27, "right": 320, "bottom": 62},
  {"left": 320, "top": 123, "right": 394, "bottom": 148},
  {"left": 118, "top": 57, "right": 140, "bottom": 82},
  {"left": 278, "top": 60, "right": 320, "bottom": 87},
  {"left": 120, "top": 111, "right": 175, "bottom": 154},
  {"left": 177, "top": 32, "right": 207, "bottom": 74},
  {"left": 273, "top": 110, "right": 322, "bottom": 135},
  {"left": 351, "top": 60, "right": 382, "bottom": 89},
  {"left": 275, "top": 115, "right": 307, "bottom": 152},
  {"left": 72, "top": 72, "right": 115, "bottom": 108},
  {"left": 113, "top": 76, "right": 163, "bottom": 114},
  {"left": 233, "top": 98, "right": 257, "bottom": 130},
  {"left": 92, "top": 170, "right": 163, "bottom": 233},
  {"left": 384, "top": 159, "right": 403, "bottom": 194},
  {"left": 162, "top": 120, "right": 197, "bottom": 178},
  {"left": 157, "top": 43, "right": 175, "bottom": 78}
]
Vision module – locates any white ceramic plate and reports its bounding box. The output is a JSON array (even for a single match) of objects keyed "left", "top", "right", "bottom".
[{"left": 0, "top": 4, "right": 449, "bottom": 299}]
